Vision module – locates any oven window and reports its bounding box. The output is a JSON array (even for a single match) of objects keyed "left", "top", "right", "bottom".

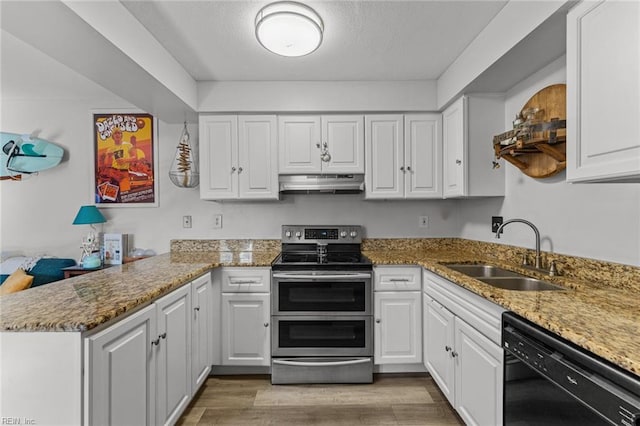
[
  {"left": 278, "top": 282, "right": 366, "bottom": 312},
  {"left": 278, "top": 320, "right": 366, "bottom": 348}
]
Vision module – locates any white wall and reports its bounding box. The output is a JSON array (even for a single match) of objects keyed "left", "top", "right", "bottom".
[
  {"left": 458, "top": 56, "right": 640, "bottom": 266},
  {"left": 0, "top": 32, "right": 458, "bottom": 261},
  {"left": 3, "top": 33, "right": 639, "bottom": 267}
]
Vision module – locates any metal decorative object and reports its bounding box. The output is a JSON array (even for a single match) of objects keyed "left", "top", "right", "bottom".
[{"left": 169, "top": 122, "right": 199, "bottom": 188}]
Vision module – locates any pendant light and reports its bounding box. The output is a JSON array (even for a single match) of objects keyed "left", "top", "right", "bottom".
[
  {"left": 255, "top": 1, "right": 324, "bottom": 57},
  {"left": 169, "top": 122, "right": 199, "bottom": 188}
]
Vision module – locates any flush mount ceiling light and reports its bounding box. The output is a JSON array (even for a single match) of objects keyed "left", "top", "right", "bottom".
[{"left": 255, "top": 1, "right": 324, "bottom": 57}]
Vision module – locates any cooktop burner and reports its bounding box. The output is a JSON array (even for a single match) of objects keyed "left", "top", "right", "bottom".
[{"left": 272, "top": 225, "right": 372, "bottom": 271}]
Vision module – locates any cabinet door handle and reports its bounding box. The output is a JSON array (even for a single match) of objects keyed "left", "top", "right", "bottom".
[
  {"left": 455, "top": 159, "right": 462, "bottom": 165},
  {"left": 231, "top": 166, "right": 237, "bottom": 173},
  {"left": 451, "top": 351, "right": 458, "bottom": 358},
  {"left": 445, "top": 346, "right": 452, "bottom": 352},
  {"left": 238, "top": 167, "right": 243, "bottom": 173},
  {"left": 194, "top": 306, "right": 200, "bottom": 312},
  {"left": 375, "top": 318, "right": 381, "bottom": 323},
  {"left": 406, "top": 166, "right": 412, "bottom": 171},
  {"left": 389, "top": 278, "right": 410, "bottom": 282},
  {"left": 231, "top": 280, "right": 259, "bottom": 284},
  {"left": 264, "top": 322, "right": 269, "bottom": 327},
  {"left": 151, "top": 338, "right": 160, "bottom": 346},
  {"left": 159, "top": 332, "right": 167, "bottom": 340},
  {"left": 400, "top": 166, "right": 405, "bottom": 172}
]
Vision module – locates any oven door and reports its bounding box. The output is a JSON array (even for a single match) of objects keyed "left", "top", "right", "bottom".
[
  {"left": 272, "top": 315, "right": 372, "bottom": 357},
  {"left": 272, "top": 271, "right": 372, "bottom": 316}
]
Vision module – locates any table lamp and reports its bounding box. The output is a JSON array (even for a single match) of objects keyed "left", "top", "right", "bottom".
[{"left": 72, "top": 205, "right": 106, "bottom": 267}]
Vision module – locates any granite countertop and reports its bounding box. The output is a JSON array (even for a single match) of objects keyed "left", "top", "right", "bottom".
[
  {"left": 0, "top": 249, "right": 279, "bottom": 332},
  {"left": 363, "top": 243, "right": 640, "bottom": 380},
  {"left": 1, "top": 237, "right": 638, "bottom": 381}
]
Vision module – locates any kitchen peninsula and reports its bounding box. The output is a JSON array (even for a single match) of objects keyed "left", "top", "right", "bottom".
[{"left": 1, "top": 238, "right": 639, "bottom": 425}]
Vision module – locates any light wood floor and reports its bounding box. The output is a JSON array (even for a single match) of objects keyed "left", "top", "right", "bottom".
[{"left": 177, "top": 374, "right": 464, "bottom": 425}]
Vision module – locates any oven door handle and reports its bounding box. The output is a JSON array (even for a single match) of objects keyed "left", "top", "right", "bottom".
[
  {"left": 272, "top": 273, "right": 372, "bottom": 279},
  {"left": 272, "top": 358, "right": 370, "bottom": 367}
]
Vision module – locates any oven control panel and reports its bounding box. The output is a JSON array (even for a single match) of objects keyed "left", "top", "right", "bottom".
[{"left": 282, "top": 225, "right": 362, "bottom": 243}]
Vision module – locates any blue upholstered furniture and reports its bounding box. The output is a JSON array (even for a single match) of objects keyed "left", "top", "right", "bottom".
[{"left": 0, "top": 258, "right": 76, "bottom": 287}]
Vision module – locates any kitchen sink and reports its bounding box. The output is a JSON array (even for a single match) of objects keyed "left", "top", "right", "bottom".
[
  {"left": 478, "top": 277, "right": 564, "bottom": 291},
  {"left": 445, "top": 264, "right": 523, "bottom": 278},
  {"left": 445, "top": 264, "right": 564, "bottom": 291}
]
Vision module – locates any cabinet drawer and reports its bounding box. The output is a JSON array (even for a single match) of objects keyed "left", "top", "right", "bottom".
[
  {"left": 221, "top": 267, "right": 271, "bottom": 293},
  {"left": 374, "top": 266, "right": 421, "bottom": 291}
]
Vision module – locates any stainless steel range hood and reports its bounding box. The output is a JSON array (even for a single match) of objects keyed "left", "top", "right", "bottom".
[{"left": 279, "top": 174, "right": 364, "bottom": 194}]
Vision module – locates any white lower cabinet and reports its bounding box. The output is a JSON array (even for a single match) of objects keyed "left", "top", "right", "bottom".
[
  {"left": 218, "top": 267, "right": 271, "bottom": 367},
  {"left": 373, "top": 266, "right": 422, "bottom": 366},
  {"left": 155, "top": 285, "right": 192, "bottom": 426},
  {"left": 423, "top": 269, "right": 505, "bottom": 426},
  {"left": 87, "top": 272, "right": 213, "bottom": 426},
  {"left": 374, "top": 291, "right": 422, "bottom": 364},
  {"left": 424, "top": 295, "right": 455, "bottom": 403},
  {"left": 221, "top": 293, "right": 271, "bottom": 366},
  {"left": 87, "top": 304, "right": 157, "bottom": 426},
  {"left": 191, "top": 273, "right": 214, "bottom": 393}
]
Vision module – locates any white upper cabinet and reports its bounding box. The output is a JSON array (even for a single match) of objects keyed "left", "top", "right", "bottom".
[
  {"left": 365, "top": 115, "right": 404, "bottom": 198},
  {"left": 366, "top": 114, "right": 442, "bottom": 199},
  {"left": 404, "top": 114, "right": 442, "bottom": 198},
  {"left": 567, "top": 0, "right": 640, "bottom": 182},
  {"left": 279, "top": 115, "right": 364, "bottom": 174},
  {"left": 200, "top": 115, "right": 238, "bottom": 199},
  {"left": 238, "top": 115, "right": 279, "bottom": 199},
  {"left": 442, "top": 95, "right": 505, "bottom": 198},
  {"left": 199, "top": 114, "right": 278, "bottom": 200}
]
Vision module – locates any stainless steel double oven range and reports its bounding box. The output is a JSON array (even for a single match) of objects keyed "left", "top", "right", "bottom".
[{"left": 270, "top": 225, "right": 373, "bottom": 384}]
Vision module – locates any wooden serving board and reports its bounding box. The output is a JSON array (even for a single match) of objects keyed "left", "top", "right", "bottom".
[{"left": 500, "top": 84, "right": 567, "bottom": 178}]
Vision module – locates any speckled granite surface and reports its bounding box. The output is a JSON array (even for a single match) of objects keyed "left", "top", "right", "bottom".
[
  {"left": 0, "top": 249, "right": 278, "bottom": 332},
  {"left": 364, "top": 238, "right": 640, "bottom": 378},
  {"left": 1, "top": 237, "right": 638, "bottom": 380}
]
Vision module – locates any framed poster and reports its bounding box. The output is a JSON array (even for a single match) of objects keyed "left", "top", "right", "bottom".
[{"left": 93, "top": 112, "right": 158, "bottom": 207}]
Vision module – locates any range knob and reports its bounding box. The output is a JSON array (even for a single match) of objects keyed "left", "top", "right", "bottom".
[
  {"left": 295, "top": 231, "right": 302, "bottom": 239},
  {"left": 285, "top": 231, "right": 292, "bottom": 238},
  {"left": 340, "top": 231, "right": 347, "bottom": 238},
  {"left": 350, "top": 231, "right": 358, "bottom": 238}
]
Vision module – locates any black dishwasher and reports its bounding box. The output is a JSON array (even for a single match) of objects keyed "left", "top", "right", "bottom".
[{"left": 502, "top": 312, "right": 640, "bottom": 425}]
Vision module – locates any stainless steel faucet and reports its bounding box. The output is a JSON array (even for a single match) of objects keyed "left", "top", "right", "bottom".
[{"left": 495, "top": 218, "right": 542, "bottom": 269}]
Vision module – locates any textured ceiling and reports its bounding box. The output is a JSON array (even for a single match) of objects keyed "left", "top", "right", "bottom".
[{"left": 121, "top": 0, "right": 508, "bottom": 81}]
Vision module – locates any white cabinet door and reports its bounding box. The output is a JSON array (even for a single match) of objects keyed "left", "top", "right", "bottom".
[
  {"left": 322, "top": 115, "right": 364, "bottom": 173},
  {"left": 199, "top": 115, "right": 238, "bottom": 199},
  {"left": 221, "top": 293, "right": 271, "bottom": 366},
  {"left": 442, "top": 96, "right": 504, "bottom": 198},
  {"left": 442, "top": 97, "right": 466, "bottom": 198},
  {"left": 238, "top": 115, "right": 279, "bottom": 199},
  {"left": 88, "top": 304, "right": 156, "bottom": 426},
  {"left": 454, "top": 318, "right": 503, "bottom": 426},
  {"left": 567, "top": 0, "right": 640, "bottom": 182},
  {"left": 374, "top": 291, "right": 422, "bottom": 365},
  {"left": 424, "top": 296, "right": 455, "bottom": 406},
  {"left": 404, "top": 114, "right": 442, "bottom": 198},
  {"left": 422, "top": 293, "right": 430, "bottom": 371},
  {"left": 191, "top": 273, "right": 213, "bottom": 394},
  {"left": 365, "top": 115, "right": 404, "bottom": 199},
  {"left": 278, "top": 116, "right": 321, "bottom": 173},
  {"left": 155, "top": 285, "right": 192, "bottom": 426}
]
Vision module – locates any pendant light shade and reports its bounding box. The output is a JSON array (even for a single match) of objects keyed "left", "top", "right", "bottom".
[{"left": 255, "top": 1, "right": 324, "bottom": 57}]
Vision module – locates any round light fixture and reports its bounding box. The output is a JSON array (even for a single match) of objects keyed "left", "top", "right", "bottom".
[{"left": 255, "top": 1, "right": 324, "bottom": 57}]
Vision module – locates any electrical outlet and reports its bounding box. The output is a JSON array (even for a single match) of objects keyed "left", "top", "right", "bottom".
[
  {"left": 182, "top": 215, "right": 192, "bottom": 228},
  {"left": 213, "top": 214, "right": 223, "bottom": 229},
  {"left": 419, "top": 215, "right": 429, "bottom": 228},
  {"left": 492, "top": 216, "right": 503, "bottom": 233}
]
